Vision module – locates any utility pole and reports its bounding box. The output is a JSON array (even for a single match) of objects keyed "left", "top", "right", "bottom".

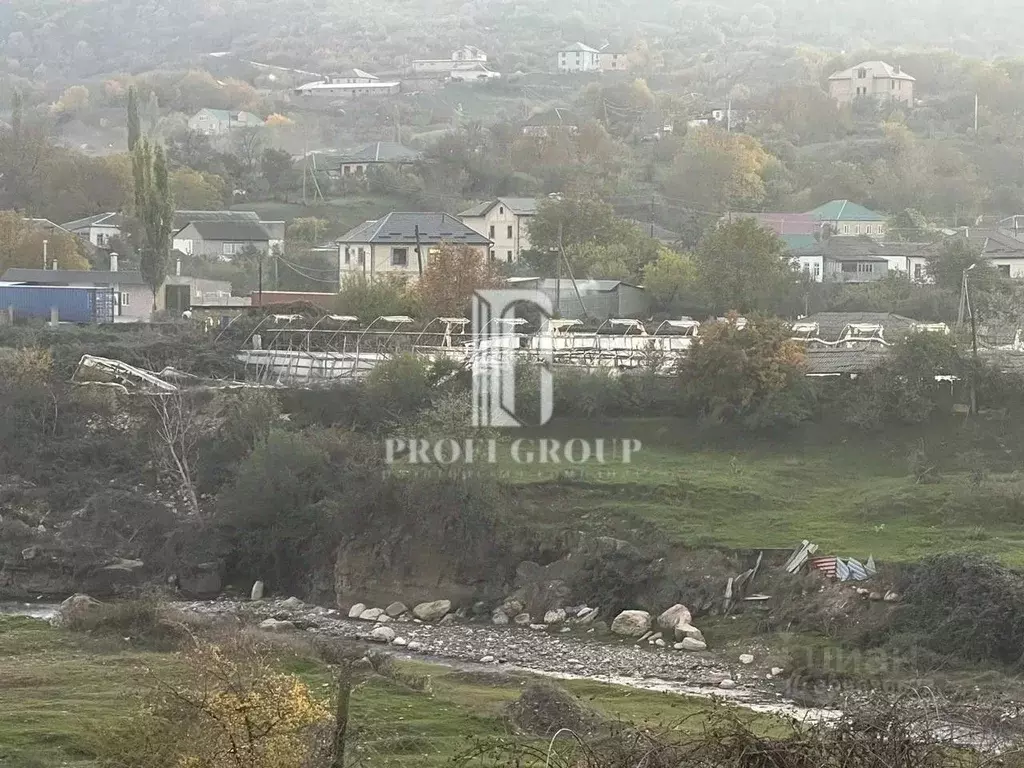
[
  {"left": 414, "top": 225, "right": 423, "bottom": 276},
  {"left": 42, "top": 239, "right": 48, "bottom": 270},
  {"left": 649, "top": 196, "right": 655, "bottom": 238},
  {"left": 555, "top": 220, "right": 563, "bottom": 317},
  {"left": 257, "top": 251, "right": 264, "bottom": 307},
  {"left": 974, "top": 93, "right": 979, "bottom": 134},
  {"left": 727, "top": 99, "right": 732, "bottom": 132},
  {"left": 302, "top": 133, "right": 308, "bottom": 206}
]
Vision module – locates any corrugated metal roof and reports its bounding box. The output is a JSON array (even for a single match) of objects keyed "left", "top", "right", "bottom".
[
  {"left": 803, "top": 347, "right": 891, "bottom": 374},
  {"left": 2, "top": 268, "right": 146, "bottom": 286},
  {"left": 459, "top": 198, "right": 539, "bottom": 217},
  {"left": 185, "top": 221, "right": 271, "bottom": 241},
  {"left": 807, "top": 200, "right": 885, "bottom": 222},
  {"left": 337, "top": 212, "right": 491, "bottom": 245}
]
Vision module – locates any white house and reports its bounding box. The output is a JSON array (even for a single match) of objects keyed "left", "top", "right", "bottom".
[
  {"left": 172, "top": 210, "right": 283, "bottom": 258},
  {"left": 452, "top": 45, "right": 487, "bottom": 62},
  {"left": 827, "top": 61, "right": 915, "bottom": 106},
  {"left": 188, "top": 109, "right": 263, "bottom": 136},
  {"left": 336, "top": 212, "right": 491, "bottom": 281},
  {"left": 459, "top": 198, "right": 538, "bottom": 263},
  {"left": 412, "top": 46, "right": 493, "bottom": 75},
  {"left": 449, "top": 63, "right": 501, "bottom": 81},
  {"left": 62, "top": 212, "right": 124, "bottom": 248},
  {"left": 294, "top": 78, "right": 400, "bottom": 98},
  {"left": 557, "top": 42, "right": 601, "bottom": 73}
]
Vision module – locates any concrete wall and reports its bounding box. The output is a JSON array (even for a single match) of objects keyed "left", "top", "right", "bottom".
[
  {"left": 557, "top": 50, "right": 600, "bottom": 72},
  {"left": 460, "top": 207, "right": 533, "bottom": 263},
  {"left": 829, "top": 71, "right": 913, "bottom": 106},
  {"left": 339, "top": 242, "right": 489, "bottom": 281}
]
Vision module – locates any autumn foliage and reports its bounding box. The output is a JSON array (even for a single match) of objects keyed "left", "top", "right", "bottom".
[{"left": 417, "top": 243, "right": 503, "bottom": 318}]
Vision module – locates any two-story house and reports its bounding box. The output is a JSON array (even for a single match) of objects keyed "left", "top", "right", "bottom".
[
  {"left": 557, "top": 43, "right": 601, "bottom": 73},
  {"left": 336, "top": 212, "right": 491, "bottom": 282},
  {"left": 62, "top": 212, "right": 125, "bottom": 248},
  {"left": 828, "top": 61, "right": 915, "bottom": 106},
  {"left": 459, "top": 198, "right": 538, "bottom": 263},
  {"left": 411, "top": 45, "right": 492, "bottom": 75},
  {"left": 599, "top": 47, "right": 628, "bottom": 71},
  {"left": 788, "top": 237, "right": 889, "bottom": 284},
  {"left": 188, "top": 109, "right": 263, "bottom": 136},
  {"left": 807, "top": 200, "right": 888, "bottom": 239}
]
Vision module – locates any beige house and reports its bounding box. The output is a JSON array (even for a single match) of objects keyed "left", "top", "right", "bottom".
[
  {"left": 459, "top": 198, "right": 538, "bottom": 263},
  {"left": 336, "top": 212, "right": 491, "bottom": 282},
  {"left": 828, "top": 61, "right": 915, "bottom": 106},
  {"left": 599, "top": 49, "right": 628, "bottom": 71}
]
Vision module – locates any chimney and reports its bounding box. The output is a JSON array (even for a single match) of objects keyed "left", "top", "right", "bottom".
[
  {"left": 109, "top": 252, "right": 118, "bottom": 272},
  {"left": 175, "top": 258, "right": 181, "bottom": 277}
]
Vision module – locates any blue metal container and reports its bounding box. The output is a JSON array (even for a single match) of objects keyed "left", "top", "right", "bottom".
[{"left": 0, "top": 285, "right": 113, "bottom": 323}]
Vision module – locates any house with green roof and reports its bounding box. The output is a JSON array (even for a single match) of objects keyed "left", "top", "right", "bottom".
[{"left": 806, "top": 200, "right": 887, "bottom": 239}]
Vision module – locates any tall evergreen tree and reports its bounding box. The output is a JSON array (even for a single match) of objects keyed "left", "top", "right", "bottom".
[
  {"left": 133, "top": 139, "right": 173, "bottom": 310},
  {"left": 126, "top": 86, "right": 140, "bottom": 151},
  {"left": 10, "top": 90, "right": 22, "bottom": 139}
]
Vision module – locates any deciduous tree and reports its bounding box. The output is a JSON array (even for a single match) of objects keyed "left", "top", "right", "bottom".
[
  {"left": 418, "top": 243, "right": 502, "bottom": 318},
  {"left": 133, "top": 139, "right": 174, "bottom": 309}
]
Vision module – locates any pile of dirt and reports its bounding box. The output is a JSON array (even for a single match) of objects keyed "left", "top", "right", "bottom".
[{"left": 504, "top": 682, "right": 607, "bottom": 738}]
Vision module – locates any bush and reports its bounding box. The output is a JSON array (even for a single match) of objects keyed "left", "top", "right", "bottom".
[
  {"left": 885, "top": 553, "right": 1024, "bottom": 667},
  {"left": 64, "top": 598, "right": 187, "bottom": 650}
]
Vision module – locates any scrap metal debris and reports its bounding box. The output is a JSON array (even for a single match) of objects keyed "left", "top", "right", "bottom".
[{"left": 71, "top": 355, "right": 265, "bottom": 393}]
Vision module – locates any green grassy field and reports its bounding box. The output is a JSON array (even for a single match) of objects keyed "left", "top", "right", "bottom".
[
  {"left": 0, "top": 616, "right": 774, "bottom": 768},
  {"left": 491, "top": 417, "right": 1024, "bottom": 565}
]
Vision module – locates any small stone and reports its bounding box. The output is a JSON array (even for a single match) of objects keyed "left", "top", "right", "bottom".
[
  {"left": 883, "top": 590, "right": 900, "bottom": 603},
  {"left": 543, "top": 608, "right": 566, "bottom": 625},
  {"left": 393, "top": 637, "right": 408, "bottom": 647},
  {"left": 856, "top": 587, "right": 870, "bottom": 596},
  {"left": 869, "top": 591, "right": 883, "bottom": 601},
  {"left": 407, "top": 641, "right": 423, "bottom": 651},
  {"left": 513, "top": 613, "right": 532, "bottom": 625},
  {"left": 359, "top": 608, "right": 383, "bottom": 622},
  {"left": 21, "top": 546, "right": 38, "bottom": 561},
  {"left": 654, "top": 638, "right": 666, "bottom": 647},
  {"left": 280, "top": 596, "right": 303, "bottom": 610},
  {"left": 529, "top": 623, "right": 546, "bottom": 630},
  {"left": 491, "top": 610, "right": 510, "bottom": 625},
  {"left": 576, "top": 607, "right": 600, "bottom": 625},
  {"left": 348, "top": 603, "right": 366, "bottom": 618},
  {"left": 771, "top": 667, "right": 785, "bottom": 677},
  {"left": 438, "top": 614, "right": 455, "bottom": 626},
  {"left": 719, "top": 678, "right": 737, "bottom": 690},
  {"left": 739, "top": 653, "right": 754, "bottom": 665},
  {"left": 576, "top": 606, "right": 592, "bottom": 618},
  {"left": 637, "top": 631, "right": 653, "bottom": 644},
  {"left": 250, "top": 580, "right": 264, "bottom": 601},
  {"left": 377, "top": 614, "right": 392, "bottom": 623},
  {"left": 678, "top": 637, "right": 707, "bottom": 651},
  {"left": 385, "top": 601, "right": 408, "bottom": 617},
  {"left": 480, "top": 655, "right": 495, "bottom": 663},
  {"left": 370, "top": 625, "right": 396, "bottom": 644},
  {"left": 259, "top": 618, "right": 295, "bottom": 632}
]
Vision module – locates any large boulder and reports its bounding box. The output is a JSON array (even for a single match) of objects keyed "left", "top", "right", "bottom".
[
  {"left": 543, "top": 608, "right": 566, "bottom": 625},
  {"left": 348, "top": 603, "right": 367, "bottom": 619},
  {"left": 370, "top": 625, "right": 396, "bottom": 644},
  {"left": 359, "top": 608, "right": 384, "bottom": 622},
  {"left": 657, "top": 604, "right": 692, "bottom": 634},
  {"left": 259, "top": 618, "right": 295, "bottom": 632},
  {"left": 250, "top": 580, "right": 265, "bottom": 601},
  {"left": 611, "top": 610, "right": 652, "bottom": 637},
  {"left": 676, "top": 637, "right": 707, "bottom": 651},
  {"left": 412, "top": 600, "right": 451, "bottom": 622},
  {"left": 385, "top": 601, "right": 408, "bottom": 618},
  {"left": 52, "top": 593, "right": 103, "bottom": 627},
  {"left": 177, "top": 562, "right": 222, "bottom": 597}
]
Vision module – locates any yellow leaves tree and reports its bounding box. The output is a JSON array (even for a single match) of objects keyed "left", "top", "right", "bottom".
[
  {"left": 264, "top": 113, "right": 294, "bottom": 128},
  {"left": 170, "top": 168, "right": 227, "bottom": 210},
  {"left": 55, "top": 85, "right": 90, "bottom": 114},
  {"left": 107, "top": 640, "right": 329, "bottom": 768},
  {"left": 0, "top": 211, "right": 89, "bottom": 272},
  {"left": 665, "top": 128, "right": 773, "bottom": 212},
  {"left": 417, "top": 243, "right": 502, "bottom": 318}
]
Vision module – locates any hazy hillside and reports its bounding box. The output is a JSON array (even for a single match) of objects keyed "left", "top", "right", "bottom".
[{"left": 0, "top": 0, "right": 1020, "bottom": 86}]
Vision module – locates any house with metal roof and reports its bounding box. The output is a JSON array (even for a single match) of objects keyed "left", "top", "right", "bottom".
[
  {"left": 171, "top": 210, "right": 283, "bottom": 257},
  {"left": 790, "top": 236, "right": 892, "bottom": 283},
  {"left": 806, "top": 200, "right": 888, "bottom": 239},
  {"left": 334, "top": 142, "right": 422, "bottom": 176},
  {"left": 459, "top": 198, "right": 538, "bottom": 264},
  {"left": 508, "top": 277, "right": 648, "bottom": 321},
  {"left": 557, "top": 42, "right": 601, "bottom": 72},
  {"left": 336, "top": 212, "right": 491, "bottom": 281},
  {"left": 828, "top": 61, "right": 915, "bottom": 106},
  {"left": 2, "top": 262, "right": 151, "bottom": 321},
  {"left": 522, "top": 107, "right": 580, "bottom": 137},
  {"left": 62, "top": 212, "right": 125, "bottom": 249}
]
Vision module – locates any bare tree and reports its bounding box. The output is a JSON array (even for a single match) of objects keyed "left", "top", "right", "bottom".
[
  {"left": 150, "top": 391, "right": 201, "bottom": 516},
  {"left": 233, "top": 127, "right": 265, "bottom": 180}
]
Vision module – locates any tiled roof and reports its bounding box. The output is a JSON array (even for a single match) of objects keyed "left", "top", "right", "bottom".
[
  {"left": 2, "top": 268, "right": 146, "bottom": 286},
  {"left": 807, "top": 200, "right": 885, "bottom": 222},
  {"left": 804, "top": 347, "right": 891, "bottom": 375},
  {"left": 828, "top": 61, "right": 916, "bottom": 82},
  {"left": 459, "top": 198, "right": 539, "bottom": 217},
  {"left": 62, "top": 212, "right": 124, "bottom": 230},
  {"left": 185, "top": 221, "right": 271, "bottom": 241},
  {"left": 337, "top": 213, "right": 491, "bottom": 245},
  {"left": 172, "top": 210, "right": 260, "bottom": 230}
]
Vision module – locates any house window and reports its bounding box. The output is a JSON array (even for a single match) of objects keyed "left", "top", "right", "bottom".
[
  {"left": 489, "top": 225, "right": 495, "bottom": 238},
  {"left": 499, "top": 206, "right": 504, "bottom": 215},
  {"left": 223, "top": 242, "right": 243, "bottom": 255},
  {"left": 392, "top": 248, "right": 408, "bottom": 267},
  {"left": 914, "top": 263, "right": 923, "bottom": 279},
  {"left": 858, "top": 68, "right": 867, "bottom": 78},
  {"left": 813, "top": 263, "right": 820, "bottom": 277},
  {"left": 891, "top": 80, "right": 895, "bottom": 89},
  {"left": 120, "top": 292, "right": 130, "bottom": 306},
  {"left": 858, "top": 263, "right": 874, "bottom": 273},
  {"left": 998, "top": 264, "right": 1011, "bottom": 277},
  {"left": 344, "top": 248, "right": 351, "bottom": 265},
  {"left": 357, "top": 248, "right": 365, "bottom": 265},
  {"left": 842, "top": 263, "right": 857, "bottom": 273},
  {"left": 841, "top": 224, "right": 849, "bottom": 234},
  {"left": 507, "top": 225, "right": 513, "bottom": 238},
  {"left": 96, "top": 233, "right": 105, "bottom": 246},
  {"left": 489, "top": 249, "right": 496, "bottom": 260},
  {"left": 507, "top": 250, "right": 513, "bottom": 263}
]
